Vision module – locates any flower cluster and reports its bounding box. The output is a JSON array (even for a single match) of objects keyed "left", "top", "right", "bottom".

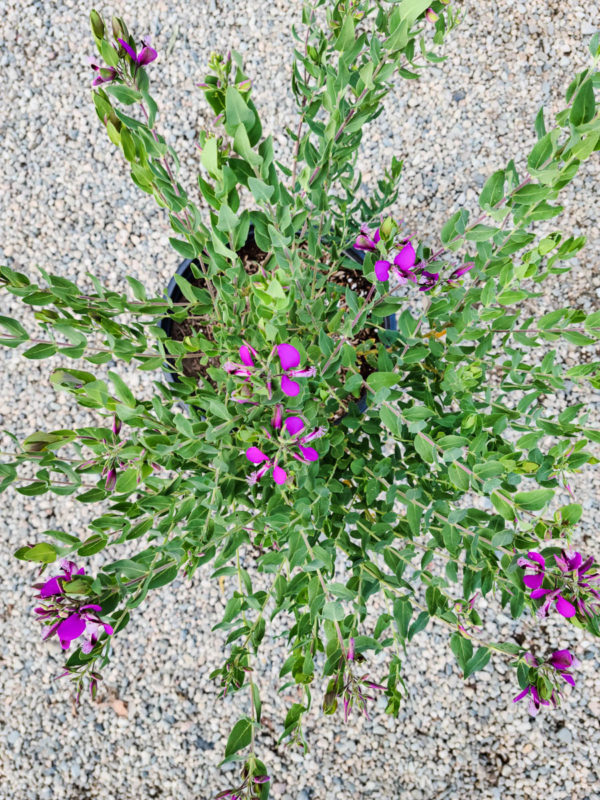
[
  {"left": 323, "top": 638, "right": 386, "bottom": 721},
  {"left": 216, "top": 774, "right": 270, "bottom": 800},
  {"left": 355, "top": 224, "right": 474, "bottom": 291},
  {"left": 226, "top": 340, "right": 322, "bottom": 487},
  {"left": 89, "top": 34, "right": 157, "bottom": 87},
  {"left": 513, "top": 648, "right": 580, "bottom": 716},
  {"left": 225, "top": 342, "right": 315, "bottom": 402},
  {"left": 519, "top": 550, "right": 600, "bottom": 619},
  {"left": 246, "top": 409, "right": 326, "bottom": 486},
  {"left": 33, "top": 560, "right": 113, "bottom": 652}
]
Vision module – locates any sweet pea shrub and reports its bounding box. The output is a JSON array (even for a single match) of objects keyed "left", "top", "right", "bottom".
[{"left": 2, "top": 1, "right": 600, "bottom": 792}]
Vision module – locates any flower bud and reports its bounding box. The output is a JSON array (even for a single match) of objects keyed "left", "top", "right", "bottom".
[
  {"left": 90, "top": 9, "right": 105, "bottom": 40},
  {"left": 379, "top": 216, "right": 396, "bottom": 241},
  {"left": 425, "top": 8, "right": 439, "bottom": 22},
  {"left": 105, "top": 468, "right": 117, "bottom": 492},
  {"left": 112, "top": 16, "right": 128, "bottom": 42}
]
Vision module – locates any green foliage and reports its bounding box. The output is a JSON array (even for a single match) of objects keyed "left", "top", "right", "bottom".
[{"left": 1, "top": 0, "right": 599, "bottom": 788}]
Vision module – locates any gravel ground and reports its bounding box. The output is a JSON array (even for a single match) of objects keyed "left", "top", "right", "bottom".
[{"left": 1, "top": 1, "right": 600, "bottom": 799}]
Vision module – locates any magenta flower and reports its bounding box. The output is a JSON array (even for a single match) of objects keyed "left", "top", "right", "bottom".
[
  {"left": 347, "top": 637, "right": 355, "bottom": 662},
  {"left": 283, "top": 415, "right": 324, "bottom": 463},
  {"left": 118, "top": 36, "right": 158, "bottom": 69},
  {"left": 530, "top": 587, "right": 576, "bottom": 618},
  {"left": 38, "top": 560, "right": 85, "bottom": 599},
  {"left": 245, "top": 446, "right": 287, "bottom": 486},
  {"left": 34, "top": 561, "right": 113, "bottom": 651},
  {"left": 555, "top": 550, "right": 600, "bottom": 618},
  {"left": 548, "top": 649, "right": 580, "bottom": 687},
  {"left": 374, "top": 241, "right": 417, "bottom": 284},
  {"left": 104, "top": 467, "right": 117, "bottom": 491},
  {"left": 425, "top": 8, "right": 439, "bottom": 23},
  {"left": 419, "top": 270, "right": 440, "bottom": 292},
  {"left": 447, "top": 262, "right": 475, "bottom": 284},
  {"left": 276, "top": 344, "right": 315, "bottom": 397},
  {"left": 90, "top": 60, "right": 118, "bottom": 86},
  {"left": 513, "top": 684, "right": 554, "bottom": 716},
  {"left": 224, "top": 343, "right": 257, "bottom": 377},
  {"left": 354, "top": 225, "right": 381, "bottom": 252},
  {"left": 517, "top": 552, "right": 546, "bottom": 590}
]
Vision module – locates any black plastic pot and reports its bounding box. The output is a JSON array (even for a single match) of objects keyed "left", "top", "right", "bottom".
[{"left": 158, "top": 233, "right": 397, "bottom": 413}]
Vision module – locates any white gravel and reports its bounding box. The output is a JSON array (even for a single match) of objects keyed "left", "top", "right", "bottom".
[{"left": 1, "top": 1, "right": 600, "bottom": 799}]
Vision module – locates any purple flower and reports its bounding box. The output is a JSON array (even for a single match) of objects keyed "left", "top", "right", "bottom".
[
  {"left": 224, "top": 343, "right": 257, "bottom": 377},
  {"left": 513, "top": 684, "right": 554, "bottom": 717},
  {"left": 105, "top": 467, "right": 117, "bottom": 492},
  {"left": 276, "top": 343, "right": 315, "bottom": 397},
  {"left": 245, "top": 446, "right": 287, "bottom": 486},
  {"left": 548, "top": 649, "right": 580, "bottom": 687},
  {"left": 419, "top": 270, "right": 440, "bottom": 292},
  {"left": 517, "top": 551, "right": 546, "bottom": 590},
  {"left": 283, "top": 416, "right": 324, "bottom": 463},
  {"left": 374, "top": 241, "right": 417, "bottom": 284},
  {"left": 34, "top": 592, "right": 113, "bottom": 652},
  {"left": 530, "top": 587, "right": 577, "bottom": 618},
  {"left": 347, "top": 637, "right": 355, "bottom": 662},
  {"left": 38, "top": 560, "right": 85, "bottom": 599},
  {"left": 355, "top": 225, "right": 381, "bottom": 252},
  {"left": 425, "top": 8, "right": 439, "bottom": 23},
  {"left": 447, "top": 262, "right": 475, "bottom": 284},
  {"left": 90, "top": 61, "right": 118, "bottom": 87},
  {"left": 118, "top": 36, "right": 158, "bottom": 69}
]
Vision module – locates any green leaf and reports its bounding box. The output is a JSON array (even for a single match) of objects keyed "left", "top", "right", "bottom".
[
  {"left": 393, "top": 597, "right": 412, "bottom": 639},
  {"left": 512, "top": 184, "right": 549, "bottom": 205},
  {"left": 334, "top": 15, "right": 355, "bottom": 51},
  {"left": 323, "top": 601, "right": 345, "bottom": 621},
  {"left": 114, "top": 468, "right": 138, "bottom": 494},
  {"left": 224, "top": 718, "right": 252, "bottom": 758},
  {"left": 513, "top": 488, "right": 554, "bottom": 511},
  {"left": 570, "top": 80, "right": 595, "bottom": 126},
  {"left": 398, "top": 0, "right": 432, "bottom": 25},
  {"left": 248, "top": 177, "right": 275, "bottom": 204},
  {"left": 201, "top": 136, "right": 220, "bottom": 178},
  {"left": 217, "top": 204, "right": 239, "bottom": 233},
  {"left": 109, "top": 371, "right": 136, "bottom": 408},
  {"left": 380, "top": 405, "right": 402, "bottom": 437},
  {"left": 225, "top": 87, "right": 255, "bottom": 131},
  {"left": 15, "top": 542, "right": 57, "bottom": 563},
  {"left": 0, "top": 315, "right": 29, "bottom": 343},
  {"left": 78, "top": 534, "right": 108, "bottom": 557},
  {"left": 464, "top": 646, "right": 491, "bottom": 677},
  {"left": 148, "top": 564, "right": 178, "bottom": 589},
  {"left": 527, "top": 133, "right": 553, "bottom": 171},
  {"left": 491, "top": 530, "right": 514, "bottom": 548},
  {"left": 407, "top": 610, "right": 429, "bottom": 640},
  {"left": 169, "top": 237, "right": 196, "bottom": 259},
  {"left": 450, "top": 632, "right": 473, "bottom": 673},
  {"left": 441, "top": 209, "right": 469, "bottom": 245},
  {"left": 23, "top": 342, "right": 57, "bottom": 359},
  {"left": 105, "top": 84, "right": 142, "bottom": 105},
  {"left": 366, "top": 372, "right": 398, "bottom": 390},
  {"left": 560, "top": 504, "right": 582, "bottom": 524},
  {"left": 497, "top": 289, "right": 529, "bottom": 305},
  {"left": 448, "top": 462, "right": 470, "bottom": 491},
  {"left": 414, "top": 433, "right": 435, "bottom": 463},
  {"left": 479, "top": 170, "right": 505, "bottom": 210},
  {"left": 120, "top": 127, "right": 136, "bottom": 162},
  {"left": 491, "top": 491, "right": 515, "bottom": 521}
]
